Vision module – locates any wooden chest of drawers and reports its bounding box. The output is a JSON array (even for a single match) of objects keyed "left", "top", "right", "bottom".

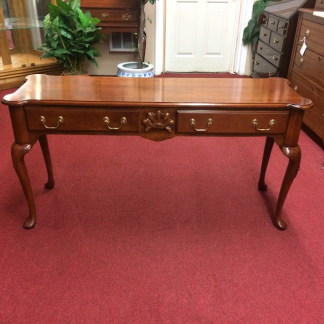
[
  {"left": 80, "top": 0, "right": 141, "bottom": 33},
  {"left": 315, "top": 0, "right": 324, "bottom": 10},
  {"left": 252, "top": 0, "right": 315, "bottom": 79},
  {"left": 288, "top": 9, "right": 324, "bottom": 142}
]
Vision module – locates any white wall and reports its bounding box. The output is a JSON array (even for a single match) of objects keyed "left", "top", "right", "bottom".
[{"left": 85, "top": 3, "right": 156, "bottom": 76}]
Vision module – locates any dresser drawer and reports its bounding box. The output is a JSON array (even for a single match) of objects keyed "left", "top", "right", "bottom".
[
  {"left": 290, "top": 71, "right": 324, "bottom": 139},
  {"left": 257, "top": 41, "right": 282, "bottom": 68},
  {"left": 260, "top": 26, "right": 271, "bottom": 44},
  {"left": 253, "top": 54, "right": 279, "bottom": 77},
  {"left": 86, "top": 9, "right": 140, "bottom": 23},
  {"left": 267, "top": 15, "right": 279, "bottom": 32},
  {"left": 277, "top": 19, "right": 288, "bottom": 36},
  {"left": 81, "top": 0, "right": 141, "bottom": 9},
  {"left": 298, "top": 19, "right": 324, "bottom": 56},
  {"left": 25, "top": 108, "right": 140, "bottom": 132},
  {"left": 270, "top": 32, "right": 285, "bottom": 53},
  {"left": 291, "top": 45, "right": 324, "bottom": 88},
  {"left": 315, "top": 0, "right": 324, "bottom": 10},
  {"left": 177, "top": 110, "right": 289, "bottom": 134}
]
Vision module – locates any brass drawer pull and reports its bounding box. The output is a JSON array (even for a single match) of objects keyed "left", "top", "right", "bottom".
[
  {"left": 273, "top": 38, "right": 279, "bottom": 44},
  {"left": 190, "top": 118, "right": 213, "bottom": 132},
  {"left": 252, "top": 119, "right": 276, "bottom": 132},
  {"left": 122, "top": 14, "right": 132, "bottom": 20},
  {"left": 262, "top": 32, "right": 267, "bottom": 37},
  {"left": 103, "top": 116, "right": 127, "bottom": 130},
  {"left": 40, "top": 116, "right": 64, "bottom": 129},
  {"left": 255, "top": 61, "right": 260, "bottom": 65},
  {"left": 278, "top": 24, "right": 283, "bottom": 29},
  {"left": 299, "top": 58, "right": 304, "bottom": 66},
  {"left": 305, "top": 29, "right": 310, "bottom": 37},
  {"left": 270, "top": 21, "right": 275, "bottom": 25},
  {"left": 102, "top": 13, "right": 109, "bottom": 18},
  {"left": 272, "top": 55, "right": 278, "bottom": 61}
]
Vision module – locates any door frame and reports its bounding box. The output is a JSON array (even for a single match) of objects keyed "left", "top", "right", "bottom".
[{"left": 154, "top": 0, "right": 254, "bottom": 75}]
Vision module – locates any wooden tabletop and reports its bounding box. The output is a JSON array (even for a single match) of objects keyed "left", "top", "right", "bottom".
[{"left": 2, "top": 74, "right": 313, "bottom": 109}]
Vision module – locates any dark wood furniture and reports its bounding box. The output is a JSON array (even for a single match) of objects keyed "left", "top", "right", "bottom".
[
  {"left": 1, "top": 75, "right": 313, "bottom": 230},
  {"left": 315, "top": 0, "right": 324, "bottom": 10},
  {"left": 80, "top": 0, "right": 141, "bottom": 33},
  {"left": 288, "top": 9, "right": 324, "bottom": 143},
  {"left": 252, "top": 0, "right": 315, "bottom": 79}
]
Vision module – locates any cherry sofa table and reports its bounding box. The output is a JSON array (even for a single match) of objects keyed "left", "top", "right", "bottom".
[{"left": 2, "top": 74, "right": 313, "bottom": 230}]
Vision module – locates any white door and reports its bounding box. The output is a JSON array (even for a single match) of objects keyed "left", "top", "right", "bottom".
[{"left": 165, "top": 0, "right": 238, "bottom": 72}]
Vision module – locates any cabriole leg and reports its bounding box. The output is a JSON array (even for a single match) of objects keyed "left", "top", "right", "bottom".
[
  {"left": 274, "top": 145, "right": 301, "bottom": 230},
  {"left": 258, "top": 136, "right": 274, "bottom": 191},
  {"left": 39, "top": 135, "right": 55, "bottom": 189},
  {"left": 11, "top": 143, "right": 36, "bottom": 229}
]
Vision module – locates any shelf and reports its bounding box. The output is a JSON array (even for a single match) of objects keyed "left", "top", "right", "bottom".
[{"left": 0, "top": 17, "right": 43, "bottom": 31}]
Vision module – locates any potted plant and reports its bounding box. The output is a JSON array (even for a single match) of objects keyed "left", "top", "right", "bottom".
[
  {"left": 242, "top": 0, "right": 280, "bottom": 60},
  {"left": 117, "top": 0, "right": 156, "bottom": 78},
  {"left": 38, "top": 0, "right": 104, "bottom": 75},
  {"left": 242, "top": 0, "right": 278, "bottom": 59}
]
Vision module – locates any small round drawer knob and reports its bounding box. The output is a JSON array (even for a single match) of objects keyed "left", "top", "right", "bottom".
[
  {"left": 293, "top": 86, "right": 298, "bottom": 91},
  {"left": 273, "top": 38, "right": 279, "bottom": 44}
]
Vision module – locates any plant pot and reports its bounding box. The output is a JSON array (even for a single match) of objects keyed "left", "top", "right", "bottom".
[{"left": 117, "top": 62, "right": 154, "bottom": 78}]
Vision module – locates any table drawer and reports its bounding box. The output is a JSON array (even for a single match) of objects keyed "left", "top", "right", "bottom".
[
  {"left": 25, "top": 108, "right": 140, "bottom": 132},
  {"left": 87, "top": 9, "right": 140, "bottom": 23},
  {"left": 177, "top": 110, "right": 289, "bottom": 134},
  {"left": 257, "top": 41, "right": 282, "bottom": 68}
]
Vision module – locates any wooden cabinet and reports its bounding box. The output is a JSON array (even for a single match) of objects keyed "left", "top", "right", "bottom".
[
  {"left": 0, "top": 0, "right": 63, "bottom": 90},
  {"left": 252, "top": 0, "right": 315, "bottom": 79},
  {"left": 80, "top": 0, "right": 141, "bottom": 33},
  {"left": 288, "top": 9, "right": 324, "bottom": 142},
  {"left": 315, "top": 0, "right": 324, "bottom": 10}
]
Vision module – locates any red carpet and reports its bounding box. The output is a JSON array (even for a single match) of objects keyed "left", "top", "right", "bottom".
[{"left": 1, "top": 81, "right": 324, "bottom": 323}]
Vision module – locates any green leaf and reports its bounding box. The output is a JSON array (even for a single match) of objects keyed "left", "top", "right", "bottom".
[
  {"left": 56, "top": 0, "right": 72, "bottom": 15},
  {"left": 69, "top": 0, "right": 80, "bottom": 10},
  {"left": 48, "top": 3, "right": 60, "bottom": 19},
  {"left": 39, "top": 0, "right": 103, "bottom": 73},
  {"left": 40, "top": 52, "right": 55, "bottom": 59}
]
